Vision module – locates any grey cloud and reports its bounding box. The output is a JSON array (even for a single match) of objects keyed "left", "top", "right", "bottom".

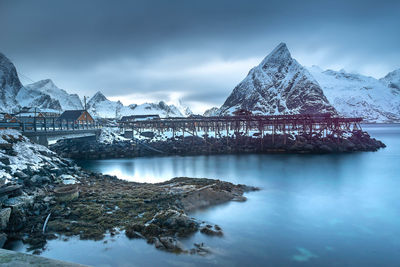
[{"left": 0, "top": 0, "right": 399, "bottom": 113}]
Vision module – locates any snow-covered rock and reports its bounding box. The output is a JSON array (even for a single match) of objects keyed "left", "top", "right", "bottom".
[
  {"left": 0, "top": 129, "right": 64, "bottom": 184},
  {"left": 0, "top": 53, "right": 23, "bottom": 113},
  {"left": 203, "top": 107, "right": 219, "bottom": 117},
  {"left": 309, "top": 67, "right": 400, "bottom": 123},
  {"left": 18, "top": 79, "right": 83, "bottom": 112},
  {"left": 99, "top": 127, "right": 130, "bottom": 144},
  {"left": 87, "top": 91, "right": 184, "bottom": 119},
  {"left": 219, "top": 43, "right": 337, "bottom": 115}
]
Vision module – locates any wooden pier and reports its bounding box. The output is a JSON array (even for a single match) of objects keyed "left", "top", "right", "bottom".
[{"left": 118, "top": 113, "right": 363, "bottom": 139}]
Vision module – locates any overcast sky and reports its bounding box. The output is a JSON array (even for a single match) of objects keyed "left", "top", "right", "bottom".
[{"left": 1, "top": 0, "right": 399, "bottom": 113}]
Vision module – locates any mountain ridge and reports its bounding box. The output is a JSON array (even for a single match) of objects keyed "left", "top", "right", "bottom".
[{"left": 308, "top": 67, "right": 400, "bottom": 122}]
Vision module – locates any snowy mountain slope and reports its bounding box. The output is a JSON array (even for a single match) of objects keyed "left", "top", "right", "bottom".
[
  {"left": 175, "top": 100, "right": 193, "bottom": 116},
  {"left": 0, "top": 53, "right": 23, "bottom": 113},
  {"left": 87, "top": 91, "right": 184, "bottom": 119},
  {"left": 16, "top": 86, "right": 62, "bottom": 112},
  {"left": 309, "top": 67, "right": 400, "bottom": 122},
  {"left": 219, "top": 43, "right": 336, "bottom": 116},
  {"left": 129, "top": 101, "right": 184, "bottom": 118},
  {"left": 380, "top": 69, "right": 400, "bottom": 95},
  {"left": 19, "top": 79, "right": 83, "bottom": 111},
  {"left": 203, "top": 107, "right": 219, "bottom": 117}
]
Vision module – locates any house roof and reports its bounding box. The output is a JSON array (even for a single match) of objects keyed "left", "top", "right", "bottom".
[{"left": 58, "top": 110, "right": 88, "bottom": 121}]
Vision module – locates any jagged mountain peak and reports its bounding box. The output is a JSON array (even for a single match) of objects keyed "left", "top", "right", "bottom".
[
  {"left": 219, "top": 43, "right": 336, "bottom": 116},
  {"left": 260, "top": 42, "right": 291, "bottom": 67},
  {"left": 89, "top": 91, "right": 108, "bottom": 103}
]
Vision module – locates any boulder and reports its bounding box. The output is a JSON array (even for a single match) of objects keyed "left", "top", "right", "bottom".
[
  {"left": 0, "top": 157, "right": 10, "bottom": 165},
  {"left": 14, "top": 171, "right": 28, "bottom": 179},
  {"left": 143, "top": 224, "right": 161, "bottom": 237},
  {"left": 0, "top": 233, "right": 7, "bottom": 248},
  {"left": 152, "top": 237, "right": 165, "bottom": 249},
  {"left": 0, "top": 208, "right": 11, "bottom": 230},
  {"left": 159, "top": 236, "right": 185, "bottom": 252},
  {"left": 4, "top": 195, "right": 34, "bottom": 209},
  {"left": 200, "top": 225, "right": 223, "bottom": 236},
  {"left": 151, "top": 209, "right": 199, "bottom": 235}
]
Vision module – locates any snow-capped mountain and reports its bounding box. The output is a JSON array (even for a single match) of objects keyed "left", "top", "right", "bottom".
[
  {"left": 203, "top": 107, "right": 219, "bottom": 117},
  {"left": 175, "top": 100, "right": 193, "bottom": 117},
  {"left": 16, "top": 86, "right": 62, "bottom": 112},
  {"left": 0, "top": 52, "right": 23, "bottom": 113},
  {"left": 87, "top": 91, "right": 124, "bottom": 118},
  {"left": 309, "top": 67, "right": 400, "bottom": 123},
  {"left": 17, "top": 79, "right": 83, "bottom": 112},
  {"left": 87, "top": 91, "right": 184, "bottom": 119},
  {"left": 219, "top": 43, "right": 337, "bottom": 115}
]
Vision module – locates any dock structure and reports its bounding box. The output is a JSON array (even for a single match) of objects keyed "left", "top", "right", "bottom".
[{"left": 118, "top": 113, "right": 363, "bottom": 140}]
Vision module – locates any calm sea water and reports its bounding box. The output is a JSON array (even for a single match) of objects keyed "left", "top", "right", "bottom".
[{"left": 13, "top": 124, "right": 400, "bottom": 266}]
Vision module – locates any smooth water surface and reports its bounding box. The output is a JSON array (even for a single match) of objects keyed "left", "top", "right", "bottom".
[{"left": 15, "top": 125, "right": 400, "bottom": 266}]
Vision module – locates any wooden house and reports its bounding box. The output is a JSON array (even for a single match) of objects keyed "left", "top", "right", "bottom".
[{"left": 58, "top": 110, "right": 94, "bottom": 124}]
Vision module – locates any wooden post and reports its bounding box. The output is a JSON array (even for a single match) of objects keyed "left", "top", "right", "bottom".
[
  {"left": 260, "top": 121, "right": 264, "bottom": 151},
  {"left": 283, "top": 121, "right": 287, "bottom": 145},
  {"left": 272, "top": 122, "right": 275, "bottom": 145},
  {"left": 226, "top": 121, "right": 229, "bottom": 148}
]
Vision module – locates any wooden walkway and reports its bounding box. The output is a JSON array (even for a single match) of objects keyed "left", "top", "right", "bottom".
[{"left": 0, "top": 119, "right": 100, "bottom": 137}]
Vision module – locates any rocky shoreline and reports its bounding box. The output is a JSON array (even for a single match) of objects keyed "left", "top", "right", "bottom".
[
  {"left": 50, "top": 129, "right": 386, "bottom": 160},
  {"left": 0, "top": 130, "right": 258, "bottom": 255}
]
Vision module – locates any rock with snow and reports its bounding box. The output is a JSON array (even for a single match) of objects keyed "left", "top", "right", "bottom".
[
  {"left": 309, "top": 67, "right": 400, "bottom": 123},
  {"left": 99, "top": 127, "right": 130, "bottom": 144},
  {"left": 0, "top": 53, "right": 23, "bottom": 113},
  {"left": 219, "top": 43, "right": 336, "bottom": 116},
  {"left": 0, "top": 129, "right": 68, "bottom": 185},
  {"left": 203, "top": 107, "right": 219, "bottom": 117}
]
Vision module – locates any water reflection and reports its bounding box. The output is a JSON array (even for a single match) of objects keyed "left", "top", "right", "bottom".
[{"left": 20, "top": 125, "right": 400, "bottom": 266}]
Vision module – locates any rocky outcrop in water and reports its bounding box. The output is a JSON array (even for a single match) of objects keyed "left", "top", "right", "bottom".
[
  {"left": 50, "top": 129, "right": 385, "bottom": 160},
  {"left": 0, "top": 130, "right": 257, "bottom": 255}
]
